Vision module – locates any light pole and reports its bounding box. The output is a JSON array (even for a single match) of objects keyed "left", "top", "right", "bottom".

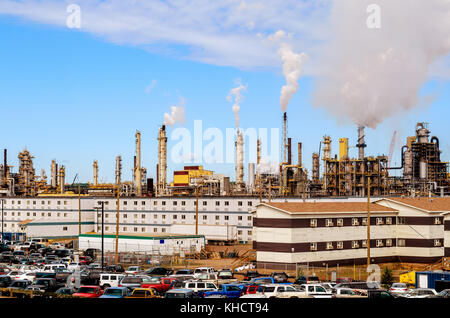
[
  {"left": 95, "top": 201, "right": 106, "bottom": 271},
  {"left": 1, "top": 199, "right": 4, "bottom": 242}
]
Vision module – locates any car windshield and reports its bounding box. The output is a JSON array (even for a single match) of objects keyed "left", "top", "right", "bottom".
[
  {"left": 132, "top": 290, "right": 148, "bottom": 297},
  {"left": 76, "top": 287, "right": 95, "bottom": 293},
  {"left": 35, "top": 280, "right": 50, "bottom": 286},
  {"left": 438, "top": 290, "right": 449, "bottom": 297},
  {"left": 104, "top": 289, "right": 124, "bottom": 296},
  {"left": 392, "top": 283, "right": 406, "bottom": 288}
]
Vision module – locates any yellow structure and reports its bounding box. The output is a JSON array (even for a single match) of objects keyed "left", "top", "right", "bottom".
[
  {"left": 171, "top": 166, "right": 213, "bottom": 187},
  {"left": 399, "top": 271, "right": 415, "bottom": 286},
  {"left": 339, "top": 138, "right": 349, "bottom": 160}
]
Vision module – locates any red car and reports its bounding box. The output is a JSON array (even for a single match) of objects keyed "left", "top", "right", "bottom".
[
  {"left": 244, "top": 285, "right": 258, "bottom": 294},
  {"left": 141, "top": 277, "right": 179, "bottom": 294},
  {"left": 73, "top": 286, "right": 103, "bottom": 298}
]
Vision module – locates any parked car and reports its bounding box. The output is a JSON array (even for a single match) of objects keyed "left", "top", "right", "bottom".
[
  {"left": 99, "top": 287, "right": 131, "bottom": 298},
  {"left": 144, "top": 267, "right": 173, "bottom": 277},
  {"left": 100, "top": 273, "right": 126, "bottom": 289},
  {"left": 175, "top": 269, "right": 193, "bottom": 275},
  {"left": 400, "top": 288, "right": 438, "bottom": 298},
  {"left": 255, "top": 284, "right": 310, "bottom": 298},
  {"left": 181, "top": 281, "right": 218, "bottom": 293},
  {"left": 389, "top": 283, "right": 409, "bottom": 294},
  {"left": 243, "top": 285, "right": 259, "bottom": 295},
  {"left": 165, "top": 288, "right": 196, "bottom": 298},
  {"left": 119, "top": 275, "right": 153, "bottom": 290},
  {"left": 321, "top": 282, "right": 337, "bottom": 291},
  {"left": 294, "top": 276, "right": 320, "bottom": 285},
  {"left": 193, "top": 267, "right": 215, "bottom": 278},
  {"left": 125, "top": 266, "right": 143, "bottom": 275},
  {"left": 243, "top": 271, "right": 260, "bottom": 281},
  {"left": 141, "top": 276, "right": 180, "bottom": 294},
  {"left": 55, "top": 287, "right": 77, "bottom": 296},
  {"left": 126, "top": 288, "right": 159, "bottom": 298},
  {"left": 17, "top": 272, "right": 36, "bottom": 282},
  {"left": 368, "top": 289, "right": 399, "bottom": 298},
  {"left": 0, "top": 275, "right": 13, "bottom": 287},
  {"left": 270, "top": 272, "right": 290, "bottom": 283},
  {"left": 333, "top": 288, "right": 367, "bottom": 298},
  {"left": 8, "top": 279, "right": 32, "bottom": 290},
  {"left": 199, "top": 284, "right": 244, "bottom": 298},
  {"left": 297, "top": 284, "right": 333, "bottom": 298},
  {"left": 6, "top": 270, "right": 24, "bottom": 280},
  {"left": 72, "top": 285, "right": 103, "bottom": 298},
  {"left": 31, "top": 278, "right": 63, "bottom": 292},
  {"left": 104, "top": 264, "right": 124, "bottom": 273},
  {"left": 428, "top": 289, "right": 450, "bottom": 298}
]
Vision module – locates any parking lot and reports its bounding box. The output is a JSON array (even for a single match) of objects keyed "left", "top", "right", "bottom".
[{"left": 1, "top": 239, "right": 449, "bottom": 299}]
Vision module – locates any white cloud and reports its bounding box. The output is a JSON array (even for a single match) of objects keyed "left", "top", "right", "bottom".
[{"left": 145, "top": 79, "right": 157, "bottom": 93}]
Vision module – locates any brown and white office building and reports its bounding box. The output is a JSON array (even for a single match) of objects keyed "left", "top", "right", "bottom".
[{"left": 252, "top": 197, "right": 450, "bottom": 270}]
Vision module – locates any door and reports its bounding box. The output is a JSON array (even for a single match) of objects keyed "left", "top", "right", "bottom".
[{"left": 418, "top": 274, "right": 428, "bottom": 289}]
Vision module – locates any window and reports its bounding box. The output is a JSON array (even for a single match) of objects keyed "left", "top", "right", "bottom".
[
  {"left": 173, "top": 215, "right": 178, "bottom": 220},
  {"left": 63, "top": 227, "right": 68, "bottom": 231},
  {"left": 310, "top": 219, "right": 317, "bottom": 227},
  {"left": 386, "top": 217, "right": 392, "bottom": 225},
  {"left": 337, "top": 241, "right": 343, "bottom": 249},
  {"left": 362, "top": 240, "right": 367, "bottom": 248},
  {"left": 162, "top": 201, "right": 166, "bottom": 206},
  {"left": 173, "top": 201, "right": 177, "bottom": 206},
  {"left": 134, "top": 201, "right": 138, "bottom": 206},
  {"left": 434, "top": 218, "right": 442, "bottom": 225},
  {"left": 238, "top": 230, "right": 242, "bottom": 235},
  {"left": 310, "top": 243, "right": 317, "bottom": 251},
  {"left": 153, "top": 201, "right": 157, "bottom": 205},
  {"left": 224, "top": 216, "right": 229, "bottom": 221},
  {"left": 215, "top": 201, "right": 220, "bottom": 206},
  {"left": 398, "top": 239, "right": 406, "bottom": 247},
  {"left": 162, "top": 215, "right": 166, "bottom": 219},
  {"left": 238, "top": 216, "right": 243, "bottom": 221},
  {"left": 154, "top": 214, "right": 157, "bottom": 219},
  {"left": 386, "top": 239, "right": 393, "bottom": 247},
  {"left": 248, "top": 230, "right": 252, "bottom": 235},
  {"left": 326, "top": 242, "right": 334, "bottom": 250},
  {"left": 238, "top": 201, "right": 243, "bottom": 206},
  {"left": 203, "top": 215, "right": 207, "bottom": 220},
  {"left": 248, "top": 201, "right": 252, "bottom": 206},
  {"left": 142, "top": 201, "right": 145, "bottom": 205},
  {"left": 434, "top": 239, "right": 442, "bottom": 247},
  {"left": 203, "top": 201, "right": 207, "bottom": 206},
  {"left": 326, "top": 219, "right": 333, "bottom": 227},
  {"left": 181, "top": 215, "right": 186, "bottom": 220},
  {"left": 33, "top": 201, "right": 36, "bottom": 205},
  {"left": 141, "top": 214, "right": 146, "bottom": 218},
  {"left": 64, "top": 201, "right": 67, "bottom": 205},
  {"left": 134, "top": 227, "right": 138, "bottom": 232},
  {"left": 215, "top": 215, "right": 220, "bottom": 220},
  {"left": 337, "top": 219, "right": 344, "bottom": 227},
  {"left": 123, "top": 214, "right": 128, "bottom": 218},
  {"left": 376, "top": 218, "right": 384, "bottom": 225},
  {"left": 376, "top": 240, "right": 384, "bottom": 247},
  {"left": 398, "top": 217, "right": 406, "bottom": 225},
  {"left": 181, "top": 201, "right": 186, "bottom": 206},
  {"left": 225, "top": 201, "right": 229, "bottom": 206},
  {"left": 161, "top": 228, "right": 166, "bottom": 233},
  {"left": 362, "top": 218, "right": 368, "bottom": 226},
  {"left": 123, "top": 227, "right": 127, "bottom": 231},
  {"left": 352, "top": 218, "right": 359, "bottom": 226},
  {"left": 123, "top": 201, "right": 127, "bottom": 206},
  {"left": 154, "top": 228, "right": 158, "bottom": 232},
  {"left": 141, "top": 227, "right": 145, "bottom": 232},
  {"left": 352, "top": 241, "right": 359, "bottom": 249},
  {"left": 248, "top": 216, "right": 252, "bottom": 221}
]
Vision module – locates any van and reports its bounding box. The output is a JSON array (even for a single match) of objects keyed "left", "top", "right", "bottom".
[
  {"left": 182, "top": 281, "right": 217, "bottom": 293},
  {"left": 30, "top": 238, "right": 49, "bottom": 244},
  {"left": 193, "top": 267, "right": 215, "bottom": 278},
  {"left": 100, "top": 273, "right": 126, "bottom": 289}
]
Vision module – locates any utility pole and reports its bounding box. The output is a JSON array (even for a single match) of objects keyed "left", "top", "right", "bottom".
[
  {"left": 367, "top": 177, "right": 371, "bottom": 266},
  {"left": 115, "top": 185, "right": 120, "bottom": 264}
]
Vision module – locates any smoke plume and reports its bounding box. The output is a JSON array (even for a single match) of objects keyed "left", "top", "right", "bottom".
[
  {"left": 312, "top": 0, "right": 450, "bottom": 128},
  {"left": 227, "top": 79, "right": 247, "bottom": 128},
  {"left": 163, "top": 97, "right": 186, "bottom": 126},
  {"left": 279, "top": 42, "right": 308, "bottom": 111},
  {"left": 256, "top": 158, "right": 280, "bottom": 175}
]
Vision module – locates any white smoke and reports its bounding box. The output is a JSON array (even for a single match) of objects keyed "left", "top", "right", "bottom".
[
  {"left": 226, "top": 79, "right": 247, "bottom": 128},
  {"left": 312, "top": 0, "right": 450, "bottom": 128},
  {"left": 266, "top": 30, "right": 307, "bottom": 111},
  {"left": 257, "top": 158, "right": 280, "bottom": 175},
  {"left": 163, "top": 97, "right": 186, "bottom": 126}
]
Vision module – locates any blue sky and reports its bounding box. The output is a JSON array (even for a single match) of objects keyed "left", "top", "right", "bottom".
[{"left": 0, "top": 1, "right": 449, "bottom": 184}]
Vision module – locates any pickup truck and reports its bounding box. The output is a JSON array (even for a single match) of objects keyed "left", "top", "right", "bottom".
[
  {"left": 126, "top": 288, "right": 159, "bottom": 298},
  {"left": 296, "top": 284, "right": 334, "bottom": 298},
  {"left": 197, "top": 272, "right": 238, "bottom": 285},
  {"left": 141, "top": 277, "right": 180, "bottom": 294},
  {"left": 199, "top": 284, "right": 243, "bottom": 298},
  {"left": 31, "top": 278, "right": 64, "bottom": 293}
]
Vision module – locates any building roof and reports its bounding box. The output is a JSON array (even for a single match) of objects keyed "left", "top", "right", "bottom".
[
  {"left": 260, "top": 202, "right": 397, "bottom": 213},
  {"left": 379, "top": 197, "right": 450, "bottom": 212}
]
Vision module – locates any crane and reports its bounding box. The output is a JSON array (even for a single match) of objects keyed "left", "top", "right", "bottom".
[{"left": 388, "top": 130, "right": 397, "bottom": 168}]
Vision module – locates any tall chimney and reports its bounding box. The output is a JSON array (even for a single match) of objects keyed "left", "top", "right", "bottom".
[
  {"left": 298, "top": 142, "right": 302, "bottom": 167},
  {"left": 256, "top": 139, "right": 261, "bottom": 166},
  {"left": 283, "top": 112, "right": 288, "bottom": 163},
  {"left": 115, "top": 156, "right": 122, "bottom": 186},
  {"left": 357, "top": 126, "right": 367, "bottom": 160},
  {"left": 3, "top": 149, "right": 6, "bottom": 180},
  {"left": 135, "top": 131, "right": 142, "bottom": 196},
  {"left": 51, "top": 161, "right": 57, "bottom": 188},
  {"left": 93, "top": 160, "right": 98, "bottom": 186},
  {"left": 287, "top": 138, "right": 292, "bottom": 165},
  {"left": 235, "top": 129, "right": 244, "bottom": 190},
  {"left": 59, "top": 165, "right": 65, "bottom": 194},
  {"left": 157, "top": 125, "right": 167, "bottom": 196}
]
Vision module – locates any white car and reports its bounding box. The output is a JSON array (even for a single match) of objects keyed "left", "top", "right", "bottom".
[
  {"left": 400, "top": 288, "right": 437, "bottom": 298},
  {"left": 297, "top": 284, "right": 334, "bottom": 298},
  {"left": 50, "top": 242, "right": 65, "bottom": 249},
  {"left": 17, "top": 272, "right": 36, "bottom": 282},
  {"left": 240, "top": 294, "right": 268, "bottom": 298},
  {"left": 333, "top": 288, "right": 366, "bottom": 298},
  {"left": 389, "top": 283, "right": 409, "bottom": 294},
  {"left": 67, "top": 262, "right": 83, "bottom": 272},
  {"left": 193, "top": 267, "right": 216, "bottom": 278},
  {"left": 125, "top": 266, "right": 143, "bottom": 275},
  {"left": 100, "top": 273, "right": 126, "bottom": 289},
  {"left": 7, "top": 270, "right": 24, "bottom": 280},
  {"left": 182, "top": 281, "right": 218, "bottom": 293},
  {"left": 256, "top": 284, "right": 310, "bottom": 298}
]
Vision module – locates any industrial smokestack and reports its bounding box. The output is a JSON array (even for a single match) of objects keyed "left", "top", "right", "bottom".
[
  {"left": 357, "top": 126, "right": 367, "bottom": 160},
  {"left": 59, "top": 165, "right": 65, "bottom": 194},
  {"left": 135, "top": 131, "right": 142, "bottom": 196},
  {"left": 248, "top": 163, "right": 255, "bottom": 191},
  {"left": 93, "top": 160, "right": 98, "bottom": 186},
  {"left": 287, "top": 138, "right": 292, "bottom": 165},
  {"left": 235, "top": 130, "right": 244, "bottom": 190},
  {"left": 157, "top": 125, "right": 167, "bottom": 196},
  {"left": 51, "top": 161, "right": 57, "bottom": 188},
  {"left": 115, "top": 156, "right": 122, "bottom": 186},
  {"left": 312, "top": 153, "right": 320, "bottom": 183},
  {"left": 298, "top": 142, "right": 302, "bottom": 167},
  {"left": 323, "top": 136, "right": 332, "bottom": 160},
  {"left": 283, "top": 112, "right": 288, "bottom": 163},
  {"left": 3, "top": 149, "right": 6, "bottom": 180},
  {"left": 257, "top": 139, "right": 261, "bottom": 166}
]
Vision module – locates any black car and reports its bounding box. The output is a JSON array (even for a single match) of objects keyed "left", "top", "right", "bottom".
[
  {"left": 243, "top": 271, "right": 260, "bottom": 281},
  {"left": 294, "top": 275, "right": 320, "bottom": 285},
  {"left": 38, "top": 247, "right": 53, "bottom": 256},
  {"left": 270, "top": 272, "right": 289, "bottom": 283},
  {"left": 105, "top": 264, "right": 125, "bottom": 273},
  {"left": 0, "top": 275, "right": 12, "bottom": 288},
  {"left": 368, "top": 289, "right": 399, "bottom": 298},
  {"left": 8, "top": 280, "right": 32, "bottom": 290},
  {"left": 175, "top": 269, "right": 194, "bottom": 275},
  {"left": 56, "top": 287, "right": 77, "bottom": 296},
  {"left": 144, "top": 267, "right": 173, "bottom": 277}
]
